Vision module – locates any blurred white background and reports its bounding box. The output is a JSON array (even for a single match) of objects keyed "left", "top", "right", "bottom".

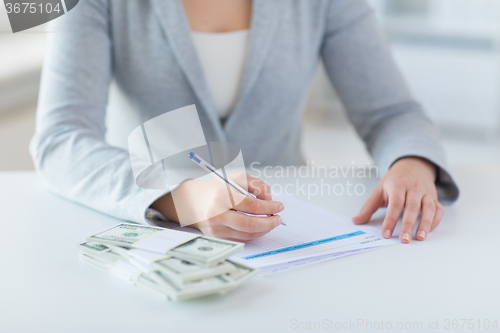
[{"left": 1, "top": 0, "right": 500, "bottom": 171}]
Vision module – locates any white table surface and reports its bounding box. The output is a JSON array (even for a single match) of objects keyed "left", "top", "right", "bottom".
[{"left": 0, "top": 167, "right": 499, "bottom": 333}]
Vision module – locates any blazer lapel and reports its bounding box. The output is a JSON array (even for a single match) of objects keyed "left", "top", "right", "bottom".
[
  {"left": 225, "top": 0, "right": 284, "bottom": 129},
  {"left": 151, "top": 0, "right": 226, "bottom": 141}
]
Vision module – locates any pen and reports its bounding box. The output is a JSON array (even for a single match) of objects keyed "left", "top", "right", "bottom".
[{"left": 188, "top": 152, "right": 286, "bottom": 226}]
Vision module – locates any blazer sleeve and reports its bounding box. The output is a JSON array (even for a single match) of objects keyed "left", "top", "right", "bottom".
[
  {"left": 30, "top": 0, "right": 170, "bottom": 222},
  {"left": 320, "top": 0, "right": 459, "bottom": 203}
]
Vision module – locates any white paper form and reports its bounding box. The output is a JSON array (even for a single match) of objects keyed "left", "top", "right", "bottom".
[
  {"left": 174, "top": 194, "right": 398, "bottom": 274},
  {"left": 258, "top": 247, "right": 381, "bottom": 276},
  {"left": 232, "top": 194, "right": 398, "bottom": 268}
]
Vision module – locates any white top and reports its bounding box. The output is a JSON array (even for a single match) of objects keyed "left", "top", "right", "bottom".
[{"left": 191, "top": 30, "right": 249, "bottom": 118}]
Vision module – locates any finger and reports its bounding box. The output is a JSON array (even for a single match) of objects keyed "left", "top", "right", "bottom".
[
  {"left": 415, "top": 196, "right": 436, "bottom": 241},
  {"left": 226, "top": 173, "right": 273, "bottom": 201},
  {"left": 221, "top": 229, "right": 271, "bottom": 242},
  {"left": 202, "top": 224, "right": 270, "bottom": 242},
  {"left": 399, "top": 192, "right": 422, "bottom": 244},
  {"left": 381, "top": 188, "right": 405, "bottom": 239},
  {"left": 224, "top": 210, "right": 283, "bottom": 233},
  {"left": 246, "top": 175, "right": 273, "bottom": 200},
  {"left": 430, "top": 201, "right": 443, "bottom": 231},
  {"left": 227, "top": 173, "right": 272, "bottom": 200},
  {"left": 233, "top": 194, "right": 284, "bottom": 215},
  {"left": 352, "top": 185, "right": 384, "bottom": 225},
  {"left": 223, "top": 232, "right": 271, "bottom": 243}
]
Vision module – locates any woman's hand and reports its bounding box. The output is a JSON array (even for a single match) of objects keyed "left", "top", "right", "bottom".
[
  {"left": 152, "top": 173, "right": 284, "bottom": 242},
  {"left": 351, "top": 157, "right": 443, "bottom": 243}
]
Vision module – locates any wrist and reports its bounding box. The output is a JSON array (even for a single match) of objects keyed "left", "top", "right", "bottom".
[
  {"left": 151, "top": 193, "right": 179, "bottom": 223},
  {"left": 393, "top": 157, "right": 437, "bottom": 182}
]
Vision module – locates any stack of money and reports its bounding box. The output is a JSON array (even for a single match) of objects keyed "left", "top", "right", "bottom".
[{"left": 77, "top": 223, "right": 259, "bottom": 301}]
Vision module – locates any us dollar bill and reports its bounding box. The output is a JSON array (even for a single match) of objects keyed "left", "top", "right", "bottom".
[
  {"left": 79, "top": 253, "right": 143, "bottom": 283},
  {"left": 146, "top": 271, "right": 235, "bottom": 302},
  {"left": 153, "top": 258, "right": 237, "bottom": 284},
  {"left": 79, "top": 225, "right": 255, "bottom": 301},
  {"left": 80, "top": 245, "right": 158, "bottom": 274},
  {"left": 77, "top": 241, "right": 112, "bottom": 255},
  {"left": 104, "top": 244, "right": 171, "bottom": 264},
  {"left": 225, "top": 260, "right": 260, "bottom": 285},
  {"left": 136, "top": 274, "right": 166, "bottom": 295},
  {"left": 86, "top": 223, "right": 243, "bottom": 266},
  {"left": 169, "top": 237, "right": 244, "bottom": 267},
  {"left": 86, "top": 223, "right": 168, "bottom": 247}
]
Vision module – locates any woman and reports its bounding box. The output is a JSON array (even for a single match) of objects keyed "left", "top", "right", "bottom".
[{"left": 30, "top": 0, "right": 458, "bottom": 243}]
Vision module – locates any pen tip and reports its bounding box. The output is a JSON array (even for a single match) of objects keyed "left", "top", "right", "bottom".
[{"left": 188, "top": 152, "right": 194, "bottom": 159}]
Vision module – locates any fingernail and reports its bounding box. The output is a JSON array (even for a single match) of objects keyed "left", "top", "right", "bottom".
[
  {"left": 402, "top": 233, "right": 411, "bottom": 243},
  {"left": 383, "top": 229, "right": 391, "bottom": 238},
  {"left": 276, "top": 217, "right": 283, "bottom": 226},
  {"left": 417, "top": 230, "right": 426, "bottom": 240},
  {"left": 278, "top": 204, "right": 284, "bottom": 212}
]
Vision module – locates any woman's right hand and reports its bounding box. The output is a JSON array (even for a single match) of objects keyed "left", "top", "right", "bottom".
[{"left": 151, "top": 173, "right": 284, "bottom": 242}]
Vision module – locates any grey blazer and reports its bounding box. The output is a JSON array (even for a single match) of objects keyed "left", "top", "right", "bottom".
[{"left": 30, "top": 0, "right": 459, "bottom": 223}]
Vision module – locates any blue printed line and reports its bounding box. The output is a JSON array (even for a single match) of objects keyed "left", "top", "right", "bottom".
[{"left": 243, "top": 231, "right": 366, "bottom": 260}]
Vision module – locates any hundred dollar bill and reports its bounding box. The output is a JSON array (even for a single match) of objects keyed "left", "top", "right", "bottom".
[
  {"left": 136, "top": 274, "right": 166, "bottom": 295},
  {"left": 79, "top": 224, "right": 255, "bottom": 301},
  {"left": 146, "top": 271, "right": 235, "bottom": 301},
  {"left": 79, "top": 253, "right": 143, "bottom": 283},
  {"left": 153, "top": 257, "right": 238, "bottom": 284},
  {"left": 78, "top": 243, "right": 124, "bottom": 265},
  {"left": 86, "top": 223, "right": 198, "bottom": 253},
  {"left": 80, "top": 254, "right": 258, "bottom": 301},
  {"left": 80, "top": 245, "right": 157, "bottom": 274},
  {"left": 86, "top": 223, "right": 243, "bottom": 266},
  {"left": 79, "top": 253, "right": 109, "bottom": 271},
  {"left": 77, "top": 241, "right": 112, "bottom": 255},
  {"left": 80, "top": 252, "right": 141, "bottom": 276},
  {"left": 104, "top": 244, "right": 171, "bottom": 265},
  {"left": 169, "top": 237, "right": 244, "bottom": 267},
  {"left": 225, "top": 260, "right": 260, "bottom": 285}
]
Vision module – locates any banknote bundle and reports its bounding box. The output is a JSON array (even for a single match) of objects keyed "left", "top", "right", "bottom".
[{"left": 77, "top": 223, "right": 259, "bottom": 301}]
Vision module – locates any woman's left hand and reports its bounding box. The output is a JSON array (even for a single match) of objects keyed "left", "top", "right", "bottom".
[{"left": 351, "top": 157, "right": 443, "bottom": 243}]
